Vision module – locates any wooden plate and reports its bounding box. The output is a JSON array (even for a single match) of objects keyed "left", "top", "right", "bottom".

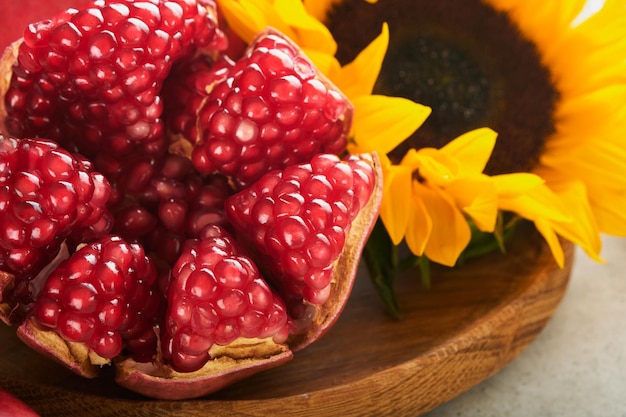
[{"left": 0, "top": 225, "right": 573, "bottom": 416}]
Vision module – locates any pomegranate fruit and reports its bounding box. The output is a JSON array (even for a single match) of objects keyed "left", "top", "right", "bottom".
[
  {"left": 0, "top": 388, "right": 39, "bottom": 417},
  {"left": 0, "top": 0, "right": 383, "bottom": 400}
]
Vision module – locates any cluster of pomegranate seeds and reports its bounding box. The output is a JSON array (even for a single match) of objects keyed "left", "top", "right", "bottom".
[
  {"left": 0, "top": 135, "right": 111, "bottom": 282},
  {"left": 162, "top": 225, "right": 290, "bottom": 372},
  {"left": 190, "top": 29, "right": 352, "bottom": 188},
  {"left": 3, "top": 0, "right": 226, "bottom": 190},
  {"left": 0, "top": 0, "right": 381, "bottom": 399},
  {"left": 30, "top": 235, "right": 160, "bottom": 360},
  {"left": 112, "top": 153, "right": 233, "bottom": 264},
  {"left": 225, "top": 153, "right": 376, "bottom": 310}
]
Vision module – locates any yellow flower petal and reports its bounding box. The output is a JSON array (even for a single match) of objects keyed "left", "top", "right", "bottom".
[
  {"left": 498, "top": 183, "right": 571, "bottom": 223},
  {"left": 301, "top": 49, "right": 341, "bottom": 77},
  {"left": 348, "top": 95, "right": 431, "bottom": 155},
  {"left": 445, "top": 176, "right": 499, "bottom": 232},
  {"left": 415, "top": 183, "right": 472, "bottom": 266},
  {"left": 534, "top": 219, "right": 565, "bottom": 268},
  {"left": 589, "top": 189, "right": 626, "bottom": 236},
  {"left": 216, "top": 0, "right": 296, "bottom": 43},
  {"left": 274, "top": 0, "right": 337, "bottom": 55},
  {"left": 303, "top": 0, "right": 336, "bottom": 21},
  {"left": 331, "top": 23, "right": 389, "bottom": 99},
  {"left": 410, "top": 150, "right": 457, "bottom": 187},
  {"left": 440, "top": 128, "right": 497, "bottom": 174},
  {"left": 379, "top": 159, "right": 413, "bottom": 245},
  {"left": 547, "top": 180, "right": 603, "bottom": 262},
  {"left": 493, "top": 173, "right": 545, "bottom": 197},
  {"left": 405, "top": 188, "right": 432, "bottom": 257}
]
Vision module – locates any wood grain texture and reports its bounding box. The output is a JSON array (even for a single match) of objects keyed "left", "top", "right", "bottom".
[{"left": 0, "top": 226, "right": 573, "bottom": 417}]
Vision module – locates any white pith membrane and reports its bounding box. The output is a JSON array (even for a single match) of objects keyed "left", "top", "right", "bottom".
[{"left": 0, "top": 10, "right": 384, "bottom": 398}]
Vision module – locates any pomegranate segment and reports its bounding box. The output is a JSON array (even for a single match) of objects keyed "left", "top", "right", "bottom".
[
  {"left": 162, "top": 224, "right": 290, "bottom": 373},
  {"left": 4, "top": 0, "right": 225, "bottom": 156},
  {"left": 0, "top": 135, "right": 112, "bottom": 324},
  {"left": 186, "top": 28, "right": 352, "bottom": 188},
  {"left": 17, "top": 235, "right": 160, "bottom": 376},
  {"left": 226, "top": 153, "right": 377, "bottom": 310}
]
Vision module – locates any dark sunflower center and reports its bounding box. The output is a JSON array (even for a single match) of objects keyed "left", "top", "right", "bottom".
[{"left": 326, "top": 0, "right": 559, "bottom": 175}]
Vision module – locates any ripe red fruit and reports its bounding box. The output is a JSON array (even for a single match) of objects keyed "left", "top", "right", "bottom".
[
  {"left": 0, "top": 1, "right": 384, "bottom": 401},
  {"left": 186, "top": 28, "right": 353, "bottom": 188},
  {"left": 0, "top": 388, "right": 39, "bottom": 417}
]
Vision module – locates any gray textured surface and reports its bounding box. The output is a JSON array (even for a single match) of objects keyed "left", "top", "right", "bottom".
[{"left": 423, "top": 235, "right": 626, "bottom": 417}]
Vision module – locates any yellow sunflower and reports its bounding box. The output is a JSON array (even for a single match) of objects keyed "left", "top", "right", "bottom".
[
  {"left": 217, "top": 0, "right": 626, "bottom": 268},
  {"left": 216, "top": 0, "right": 432, "bottom": 158}
]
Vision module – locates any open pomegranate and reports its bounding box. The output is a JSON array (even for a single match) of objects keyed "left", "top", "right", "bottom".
[{"left": 0, "top": 0, "right": 382, "bottom": 400}]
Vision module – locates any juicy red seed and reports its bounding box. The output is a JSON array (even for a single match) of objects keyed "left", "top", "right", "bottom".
[
  {"left": 225, "top": 154, "right": 376, "bottom": 306},
  {"left": 185, "top": 270, "right": 218, "bottom": 301},
  {"left": 58, "top": 312, "right": 95, "bottom": 343},
  {"left": 158, "top": 199, "right": 188, "bottom": 233},
  {"left": 30, "top": 235, "right": 159, "bottom": 359},
  {"left": 162, "top": 226, "right": 290, "bottom": 372},
  {"left": 114, "top": 206, "right": 157, "bottom": 238}
]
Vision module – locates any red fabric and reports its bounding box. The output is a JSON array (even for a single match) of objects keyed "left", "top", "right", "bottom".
[{"left": 0, "top": 0, "right": 91, "bottom": 51}]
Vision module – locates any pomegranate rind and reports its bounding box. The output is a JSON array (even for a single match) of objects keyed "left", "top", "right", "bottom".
[
  {"left": 0, "top": 41, "right": 19, "bottom": 135},
  {"left": 0, "top": 388, "right": 40, "bottom": 417},
  {"left": 115, "top": 339, "right": 292, "bottom": 400},
  {"left": 0, "top": 271, "right": 16, "bottom": 325},
  {"left": 16, "top": 319, "right": 103, "bottom": 378},
  {"left": 287, "top": 152, "right": 383, "bottom": 351}
]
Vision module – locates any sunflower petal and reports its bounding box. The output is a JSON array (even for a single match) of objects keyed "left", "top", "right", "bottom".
[
  {"left": 589, "top": 190, "right": 626, "bottom": 236},
  {"left": 302, "top": 0, "right": 335, "bottom": 20},
  {"left": 440, "top": 128, "right": 497, "bottom": 174},
  {"left": 547, "top": 180, "right": 603, "bottom": 262},
  {"left": 498, "top": 183, "right": 571, "bottom": 223},
  {"left": 446, "top": 176, "right": 499, "bottom": 232},
  {"left": 415, "top": 183, "right": 472, "bottom": 267},
  {"left": 217, "top": 0, "right": 295, "bottom": 43},
  {"left": 411, "top": 150, "right": 457, "bottom": 187},
  {"left": 493, "top": 173, "right": 545, "bottom": 197},
  {"left": 405, "top": 186, "right": 432, "bottom": 257},
  {"left": 217, "top": 0, "right": 271, "bottom": 43},
  {"left": 348, "top": 95, "right": 431, "bottom": 155},
  {"left": 274, "top": 0, "right": 337, "bottom": 55},
  {"left": 379, "top": 160, "right": 413, "bottom": 245},
  {"left": 534, "top": 220, "right": 565, "bottom": 268},
  {"left": 331, "top": 23, "right": 389, "bottom": 99}
]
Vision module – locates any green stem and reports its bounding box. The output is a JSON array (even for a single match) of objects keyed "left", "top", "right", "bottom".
[{"left": 362, "top": 219, "right": 402, "bottom": 320}]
